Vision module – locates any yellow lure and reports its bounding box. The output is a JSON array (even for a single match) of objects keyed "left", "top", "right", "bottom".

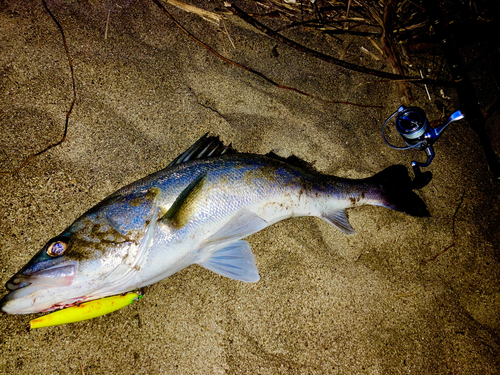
[{"left": 29, "top": 292, "right": 141, "bottom": 329}]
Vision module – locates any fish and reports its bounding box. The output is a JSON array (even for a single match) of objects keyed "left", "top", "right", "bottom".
[{"left": 0, "top": 134, "right": 428, "bottom": 314}]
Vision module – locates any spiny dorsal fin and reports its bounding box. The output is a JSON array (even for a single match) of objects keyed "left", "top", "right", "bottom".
[
  {"left": 168, "top": 133, "right": 236, "bottom": 167},
  {"left": 160, "top": 172, "right": 206, "bottom": 228}
]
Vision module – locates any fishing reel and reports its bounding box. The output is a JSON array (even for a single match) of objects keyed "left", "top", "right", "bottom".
[{"left": 382, "top": 105, "right": 465, "bottom": 188}]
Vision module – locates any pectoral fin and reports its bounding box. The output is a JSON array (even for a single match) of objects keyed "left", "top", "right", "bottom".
[
  {"left": 160, "top": 172, "right": 206, "bottom": 228},
  {"left": 196, "top": 240, "right": 260, "bottom": 282},
  {"left": 204, "top": 209, "right": 268, "bottom": 244}
]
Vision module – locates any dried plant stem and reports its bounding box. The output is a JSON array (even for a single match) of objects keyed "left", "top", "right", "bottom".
[
  {"left": 105, "top": 10, "right": 111, "bottom": 40},
  {"left": 164, "top": 0, "right": 222, "bottom": 24}
]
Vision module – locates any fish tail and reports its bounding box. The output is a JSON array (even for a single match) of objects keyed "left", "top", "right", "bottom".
[{"left": 368, "top": 165, "right": 429, "bottom": 217}]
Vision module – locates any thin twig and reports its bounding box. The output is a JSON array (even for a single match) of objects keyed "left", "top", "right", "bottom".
[
  {"left": 322, "top": 29, "right": 381, "bottom": 37},
  {"left": 0, "top": 0, "right": 76, "bottom": 176},
  {"left": 422, "top": 190, "right": 466, "bottom": 264},
  {"left": 105, "top": 10, "right": 111, "bottom": 40},
  {"left": 361, "top": 46, "right": 380, "bottom": 61},
  {"left": 151, "top": 0, "right": 381, "bottom": 108},
  {"left": 420, "top": 69, "right": 431, "bottom": 101},
  {"left": 368, "top": 37, "right": 384, "bottom": 56},
  {"left": 276, "top": 18, "right": 381, "bottom": 33},
  {"left": 222, "top": 19, "right": 236, "bottom": 49}
]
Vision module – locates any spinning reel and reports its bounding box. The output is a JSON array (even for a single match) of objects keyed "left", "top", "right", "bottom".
[{"left": 382, "top": 105, "right": 465, "bottom": 188}]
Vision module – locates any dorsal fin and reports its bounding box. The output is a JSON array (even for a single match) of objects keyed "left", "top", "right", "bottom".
[{"left": 168, "top": 133, "right": 236, "bottom": 167}]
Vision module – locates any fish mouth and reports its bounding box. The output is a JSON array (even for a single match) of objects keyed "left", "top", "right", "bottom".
[
  {"left": 5, "top": 260, "right": 77, "bottom": 291},
  {"left": 1, "top": 260, "right": 78, "bottom": 314},
  {"left": 0, "top": 284, "right": 85, "bottom": 315}
]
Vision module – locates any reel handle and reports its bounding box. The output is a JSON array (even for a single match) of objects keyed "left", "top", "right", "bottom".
[{"left": 431, "top": 110, "right": 465, "bottom": 139}]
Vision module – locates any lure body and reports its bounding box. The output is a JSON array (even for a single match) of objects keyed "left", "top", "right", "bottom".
[{"left": 29, "top": 292, "right": 140, "bottom": 329}]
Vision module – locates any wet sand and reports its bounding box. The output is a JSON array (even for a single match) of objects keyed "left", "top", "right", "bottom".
[{"left": 1, "top": 1, "right": 499, "bottom": 373}]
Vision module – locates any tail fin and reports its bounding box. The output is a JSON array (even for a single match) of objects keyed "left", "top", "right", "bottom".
[{"left": 369, "top": 165, "right": 430, "bottom": 217}]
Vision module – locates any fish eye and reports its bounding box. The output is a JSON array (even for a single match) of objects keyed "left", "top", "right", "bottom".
[{"left": 46, "top": 241, "right": 68, "bottom": 257}]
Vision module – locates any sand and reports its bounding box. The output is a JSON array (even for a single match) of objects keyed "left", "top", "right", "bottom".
[{"left": 1, "top": 1, "right": 499, "bottom": 374}]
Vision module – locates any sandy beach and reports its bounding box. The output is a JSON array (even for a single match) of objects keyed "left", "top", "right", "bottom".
[{"left": 1, "top": 1, "right": 499, "bottom": 373}]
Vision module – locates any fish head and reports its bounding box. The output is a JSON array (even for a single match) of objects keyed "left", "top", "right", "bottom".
[
  {"left": 0, "top": 189, "right": 160, "bottom": 315},
  {"left": 0, "top": 221, "right": 139, "bottom": 315}
]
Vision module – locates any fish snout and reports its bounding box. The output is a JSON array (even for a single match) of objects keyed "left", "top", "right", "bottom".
[
  {"left": 0, "top": 292, "right": 13, "bottom": 313},
  {"left": 6, "top": 274, "right": 32, "bottom": 291},
  {"left": 5, "top": 262, "right": 78, "bottom": 291}
]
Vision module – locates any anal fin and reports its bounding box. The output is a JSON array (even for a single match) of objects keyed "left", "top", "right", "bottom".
[{"left": 321, "top": 209, "right": 355, "bottom": 235}]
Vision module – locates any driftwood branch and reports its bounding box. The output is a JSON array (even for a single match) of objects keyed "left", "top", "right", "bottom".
[{"left": 225, "top": 3, "right": 454, "bottom": 87}]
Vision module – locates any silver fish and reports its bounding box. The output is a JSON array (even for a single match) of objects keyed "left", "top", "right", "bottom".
[{"left": 0, "top": 134, "right": 428, "bottom": 314}]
